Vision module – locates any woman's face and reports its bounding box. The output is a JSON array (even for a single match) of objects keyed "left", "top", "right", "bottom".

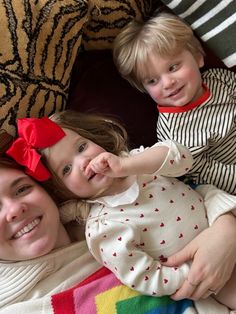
[{"left": 0, "top": 167, "right": 67, "bottom": 261}]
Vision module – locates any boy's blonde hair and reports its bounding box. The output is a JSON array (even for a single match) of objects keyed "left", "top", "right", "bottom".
[
  {"left": 113, "top": 13, "right": 205, "bottom": 92},
  {"left": 41, "top": 110, "right": 129, "bottom": 203}
]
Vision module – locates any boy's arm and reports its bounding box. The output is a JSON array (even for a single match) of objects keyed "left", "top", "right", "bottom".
[{"left": 195, "top": 184, "right": 236, "bottom": 225}]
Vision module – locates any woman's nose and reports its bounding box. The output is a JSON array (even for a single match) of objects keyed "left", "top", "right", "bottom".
[{"left": 5, "top": 201, "right": 27, "bottom": 222}]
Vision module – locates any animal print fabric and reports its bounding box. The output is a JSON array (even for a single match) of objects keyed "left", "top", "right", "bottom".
[
  {"left": 82, "top": 0, "right": 158, "bottom": 50},
  {"left": 0, "top": 0, "right": 88, "bottom": 135}
]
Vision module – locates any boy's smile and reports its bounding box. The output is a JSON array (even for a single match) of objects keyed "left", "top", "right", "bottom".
[{"left": 142, "top": 49, "right": 204, "bottom": 107}]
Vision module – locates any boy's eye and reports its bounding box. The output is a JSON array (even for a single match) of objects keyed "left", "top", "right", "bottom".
[
  {"left": 169, "top": 64, "right": 179, "bottom": 72},
  {"left": 145, "top": 78, "right": 159, "bottom": 85},
  {"left": 62, "top": 164, "right": 72, "bottom": 176},
  {"left": 16, "top": 185, "right": 32, "bottom": 196},
  {"left": 78, "top": 142, "right": 86, "bottom": 153}
]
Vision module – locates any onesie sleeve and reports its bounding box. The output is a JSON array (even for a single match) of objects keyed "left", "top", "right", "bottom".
[
  {"left": 86, "top": 218, "right": 190, "bottom": 296},
  {"left": 195, "top": 184, "right": 236, "bottom": 225},
  {"left": 130, "top": 140, "right": 194, "bottom": 177}
]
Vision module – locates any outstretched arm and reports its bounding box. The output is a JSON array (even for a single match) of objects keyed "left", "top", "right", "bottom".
[{"left": 87, "top": 140, "right": 193, "bottom": 178}]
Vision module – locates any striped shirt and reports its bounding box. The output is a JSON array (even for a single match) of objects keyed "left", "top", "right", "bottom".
[
  {"left": 157, "top": 68, "right": 236, "bottom": 194},
  {"left": 160, "top": 0, "right": 236, "bottom": 67}
]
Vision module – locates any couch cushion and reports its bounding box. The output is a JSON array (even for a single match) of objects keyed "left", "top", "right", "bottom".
[
  {"left": 0, "top": 0, "right": 88, "bottom": 135},
  {"left": 82, "top": 0, "right": 159, "bottom": 50}
]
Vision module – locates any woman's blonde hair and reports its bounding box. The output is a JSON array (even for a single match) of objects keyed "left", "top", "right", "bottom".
[
  {"left": 113, "top": 13, "right": 205, "bottom": 92},
  {"left": 41, "top": 110, "right": 129, "bottom": 203}
]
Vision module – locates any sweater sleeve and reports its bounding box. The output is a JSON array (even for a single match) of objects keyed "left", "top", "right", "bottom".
[
  {"left": 86, "top": 218, "right": 190, "bottom": 296},
  {"left": 130, "top": 140, "right": 194, "bottom": 178},
  {"left": 195, "top": 184, "right": 236, "bottom": 225}
]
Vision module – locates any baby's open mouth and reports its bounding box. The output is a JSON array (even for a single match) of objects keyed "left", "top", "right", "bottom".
[
  {"left": 13, "top": 217, "right": 41, "bottom": 239},
  {"left": 88, "top": 171, "right": 96, "bottom": 181}
]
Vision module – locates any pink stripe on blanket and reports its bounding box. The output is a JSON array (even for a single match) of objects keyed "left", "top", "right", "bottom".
[{"left": 73, "top": 270, "right": 121, "bottom": 313}]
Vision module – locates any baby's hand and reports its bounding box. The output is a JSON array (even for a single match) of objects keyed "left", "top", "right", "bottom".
[{"left": 88, "top": 152, "right": 124, "bottom": 177}]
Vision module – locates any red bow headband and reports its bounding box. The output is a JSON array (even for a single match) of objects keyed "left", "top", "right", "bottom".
[{"left": 6, "top": 117, "right": 65, "bottom": 181}]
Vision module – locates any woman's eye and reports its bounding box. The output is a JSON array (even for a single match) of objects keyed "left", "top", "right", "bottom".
[
  {"left": 78, "top": 143, "right": 86, "bottom": 153},
  {"left": 16, "top": 185, "right": 32, "bottom": 196},
  {"left": 62, "top": 164, "right": 72, "bottom": 176}
]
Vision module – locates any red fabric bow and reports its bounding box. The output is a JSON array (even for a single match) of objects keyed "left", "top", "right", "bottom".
[{"left": 6, "top": 117, "right": 65, "bottom": 181}]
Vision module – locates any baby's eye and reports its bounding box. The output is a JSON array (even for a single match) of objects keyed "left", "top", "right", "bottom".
[
  {"left": 16, "top": 185, "right": 32, "bottom": 196},
  {"left": 78, "top": 143, "right": 87, "bottom": 153},
  {"left": 62, "top": 164, "right": 72, "bottom": 176}
]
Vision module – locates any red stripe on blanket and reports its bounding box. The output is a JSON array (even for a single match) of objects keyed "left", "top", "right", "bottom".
[
  {"left": 51, "top": 267, "right": 109, "bottom": 313},
  {"left": 77, "top": 267, "right": 111, "bottom": 286}
]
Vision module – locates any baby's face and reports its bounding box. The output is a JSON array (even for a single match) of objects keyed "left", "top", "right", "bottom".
[
  {"left": 46, "top": 128, "right": 115, "bottom": 199},
  {"left": 142, "top": 49, "right": 204, "bottom": 107},
  {"left": 0, "top": 167, "right": 63, "bottom": 261}
]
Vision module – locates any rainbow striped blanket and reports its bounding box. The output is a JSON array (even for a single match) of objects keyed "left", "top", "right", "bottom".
[{"left": 51, "top": 267, "right": 195, "bottom": 314}]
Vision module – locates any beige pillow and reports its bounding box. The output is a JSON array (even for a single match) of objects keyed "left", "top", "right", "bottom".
[{"left": 0, "top": 0, "right": 88, "bottom": 135}]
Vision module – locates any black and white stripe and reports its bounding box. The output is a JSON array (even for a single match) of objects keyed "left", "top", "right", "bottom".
[
  {"left": 160, "top": 0, "right": 236, "bottom": 67},
  {"left": 157, "top": 68, "right": 236, "bottom": 194}
]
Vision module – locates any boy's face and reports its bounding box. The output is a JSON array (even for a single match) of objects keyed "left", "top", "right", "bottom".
[
  {"left": 0, "top": 168, "right": 65, "bottom": 261},
  {"left": 142, "top": 49, "right": 204, "bottom": 107},
  {"left": 46, "top": 128, "right": 115, "bottom": 199}
]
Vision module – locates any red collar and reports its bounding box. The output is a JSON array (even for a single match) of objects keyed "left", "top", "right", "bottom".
[{"left": 157, "top": 84, "right": 210, "bottom": 113}]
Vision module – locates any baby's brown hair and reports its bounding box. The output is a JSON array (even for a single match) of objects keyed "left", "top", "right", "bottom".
[{"left": 41, "top": 110, "right": 129, "bottom": 203}]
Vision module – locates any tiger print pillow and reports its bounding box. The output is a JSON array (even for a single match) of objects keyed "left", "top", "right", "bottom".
[
  {"left": 0, "top": 0, "right": 88, "bottom": 135},
  {"left": 82, "top": 0, "right": 156, "bottom": 50}
]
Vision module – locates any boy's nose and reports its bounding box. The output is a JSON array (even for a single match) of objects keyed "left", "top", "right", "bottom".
[{"left": 162, "top": 75, "right": 175, "bottom": 89}]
